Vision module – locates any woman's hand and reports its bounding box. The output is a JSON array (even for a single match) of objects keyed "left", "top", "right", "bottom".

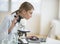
[
  {"left": 8, "top": 15, "right": 19, "bottom": 34},
  {"left": 11, "top": 18, "right": 17, "bottom": 28}
]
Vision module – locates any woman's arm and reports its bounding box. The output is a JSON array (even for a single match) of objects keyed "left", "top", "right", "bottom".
[{"left": 8, "top": 16, "right": 18, "bottom": 34}]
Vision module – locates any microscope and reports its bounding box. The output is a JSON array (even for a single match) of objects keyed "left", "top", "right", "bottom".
[
  {"left": 17, "top": 29, "right": 30, "bottom": 44},
  {"left": 17, "top": 17, "right": 30, "bottom": 44},
  {"left": 14, "top": 15, "right": 30, "bottom": 44},
  {"left": 17, "top": 24, "right": 30, "bottom": 44}
]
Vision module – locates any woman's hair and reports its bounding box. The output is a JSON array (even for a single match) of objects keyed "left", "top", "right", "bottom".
[{"left": 12, "top": 2, "right": 34, "bottom": 14}]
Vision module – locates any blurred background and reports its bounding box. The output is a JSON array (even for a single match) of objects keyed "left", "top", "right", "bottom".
[{"left": 0, "top": 0, "right": 60, "bottom": 38}]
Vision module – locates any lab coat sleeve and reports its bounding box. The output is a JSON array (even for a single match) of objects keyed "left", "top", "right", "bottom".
[{"left": 0, "top": 16, "right": 10, "bottom": 40}]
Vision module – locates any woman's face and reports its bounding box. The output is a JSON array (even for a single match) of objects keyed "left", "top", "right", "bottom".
[
  {"left": 20, "top": 9, "right": 34, "bottom": 20},
  {"left": 25, "top": 9, "right": 33, "bottom": 19}
]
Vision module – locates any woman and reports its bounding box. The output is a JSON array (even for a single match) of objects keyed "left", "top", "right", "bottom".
[{"left": 0, "top": 2, "right": 34, "bottom": 44}]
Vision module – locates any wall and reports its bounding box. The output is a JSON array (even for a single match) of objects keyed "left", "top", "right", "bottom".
[
  {"left": 26, "top": 13, "right": 40, "bottom": 35},
  {"left": 55, "top": 0, "right": 60, "bottom": 35},
  {"left": 40, "top": 0, "right": 59, "bottom": 36},
  {"left": 59, "top": 0, "right": 60, "bottom": 19}
]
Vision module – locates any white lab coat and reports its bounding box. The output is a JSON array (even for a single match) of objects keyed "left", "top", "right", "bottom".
[{"left": 0, "top": 13, "right": 27, "bottom": 44}]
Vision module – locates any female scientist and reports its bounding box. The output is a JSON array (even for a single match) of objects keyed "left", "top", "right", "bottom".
[{"left": 0, "top": 2, "right": 34, "bottom": 44}]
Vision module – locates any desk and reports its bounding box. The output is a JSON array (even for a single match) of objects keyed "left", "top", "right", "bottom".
[
  {"left": 18, "top": 38, "right": 46, "bottom": 44},
  {"left": 18, "top": 33, "right": 46, "bottom": 44},
  {"left": 27, "top": 34, "right": 46, "bottom": 44},
  {"left": 29, "top": 42, "right": 46, "bottom": 44},
  {"left": 27, "top": 34, "right": 47, "bottom": 38},
  {"left": 29, "top": 43, "right": 40, "bottom": 44}
]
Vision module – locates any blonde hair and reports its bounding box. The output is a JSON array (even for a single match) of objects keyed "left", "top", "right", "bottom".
[{"left": 12, "top": 2, "right": 34, "bottom": 14}]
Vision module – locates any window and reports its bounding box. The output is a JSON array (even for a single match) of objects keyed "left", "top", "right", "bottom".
[{"left": 0, "top": 0, "right": 9, "bottom": 12}]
